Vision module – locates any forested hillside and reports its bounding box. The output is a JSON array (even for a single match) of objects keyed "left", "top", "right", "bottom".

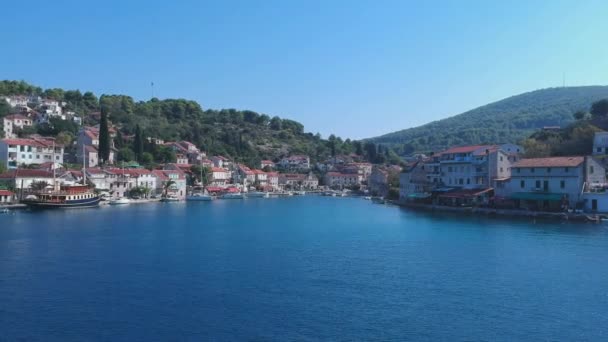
[
  {"left": 370, "top": 86, "right": 608, "bottom": 154},
  {"left": 0, "top": 80, "right": 401, "bottom": 167}
]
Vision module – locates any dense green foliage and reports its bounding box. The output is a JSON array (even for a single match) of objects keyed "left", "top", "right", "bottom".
[
  {"left": 521, "top": 99, "right": 608, "bottom": 157},
  {"left": 1, "top": 80, "right": 402, "bottom": 167},
  {"left": 371, "top": 86, "right": 608, "bottom": 154}
]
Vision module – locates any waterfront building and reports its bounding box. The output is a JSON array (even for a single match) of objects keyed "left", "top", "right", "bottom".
[
  {"left": 399, "top": 161, "right": 433, "bottom": 202},
  {"left": 266, "top": 172, "right": 280, "bottom": 190},
  {"left": 279, "top": 173, "right": 319, "bottom": 190},
  {"left": 152, "top": 169, "right": 187, "bottom": 199},
  {"left": 0, "top": 169, "right": 55, "bottom": 191},
  {"left": 279, "top": 155, "right": 310, "bottom": 171},
  {"left": 504, "top": 156, "right": 605, "bottom": 210},
  {"left": 369, "top": 167, "right": 389, "bottom": 196},
  {"left": 210, "top": 167, "right": 231, "bottom": 186},
  {"left": 0, "top": 137, "right": 64, "bottom": 169},
  {"left": 341, "top": 162, "right": 373, "bottom": 180},
  {"left": 323, "top": 172, "right": 361, "bottom": 189},
  {"left": 3, "top": 114, "right": 33, "bottom": 138},
  {"left": 253, "top": 169, "right": 268, "bottom": 187},
  {"left": 438, "top": 145, "right": 513, "bottom": 190}
]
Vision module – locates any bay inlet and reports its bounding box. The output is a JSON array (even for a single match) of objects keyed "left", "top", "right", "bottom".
[{"left": 1, "top": 196, "right": 607, "bottom": 340}]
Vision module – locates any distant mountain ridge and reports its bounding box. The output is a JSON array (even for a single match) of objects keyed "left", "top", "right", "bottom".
[{"left": 370, "top": 86, "right": 608, "bottom": 153}]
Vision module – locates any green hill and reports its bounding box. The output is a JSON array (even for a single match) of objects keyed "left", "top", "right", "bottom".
[
  {"left": 370, "top": 86, "right": 608, "bottom": 153},
  {"left": 0, "top": 80, "right": 378, "bottom": 168}
]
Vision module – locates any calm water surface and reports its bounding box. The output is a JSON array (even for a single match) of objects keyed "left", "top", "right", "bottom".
[{"left": 1, "top": 196, "right": 607, "bottom": 341}]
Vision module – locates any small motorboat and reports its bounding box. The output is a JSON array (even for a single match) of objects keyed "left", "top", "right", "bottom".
[
  {"left": 363, "top": 196, "right": 372, "bottom": 200},
  {"left": 109, "top": 197, "right": 131, "bottom": 205},
  {"left": 161, "top": 195, "right": 180, "bottom": 202},
  {"left": 220, "top": 193, "right": 245, "bottom": 199},
  {"left": 186, "top": 193, "right": 214, "bottom": 201}
]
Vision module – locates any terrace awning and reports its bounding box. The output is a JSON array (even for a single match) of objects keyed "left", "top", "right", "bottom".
[
  {"left": 438, "top": 188, "right": 493, "bottom": 199},
  {"left": 407, "top": 193, "right": 431, "bottom": 199},
  {"left": 510, "top": 192, "right": 565, "bottom": 201}
]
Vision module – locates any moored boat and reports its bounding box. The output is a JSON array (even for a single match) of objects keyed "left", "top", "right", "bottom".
[
  {"left": 247, "top": 191, "right": 269, "bottom": 198},
  {"left": 23, "top": 185, "right": 101, "bottom": 209},
  {"left": 186, "top": 193, "right": 214, "bottom": 201},
  {"left": 220, "top": 193, "right": 245, "bottom": 199},
  {"left": 161, "top": 195, "right": 180, "bottom": 202},
  {"left": 109, "top": 197, "right": 131, "bottom": 205}
]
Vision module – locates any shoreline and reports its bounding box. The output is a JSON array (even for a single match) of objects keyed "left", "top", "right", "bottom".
[{"left": 396, "top": 201, "right": 603, "bottom": 223}]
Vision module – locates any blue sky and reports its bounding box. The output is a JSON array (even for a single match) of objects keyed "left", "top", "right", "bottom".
[{"left": 1, "top": 0, "right": 607, "bottom": 139}]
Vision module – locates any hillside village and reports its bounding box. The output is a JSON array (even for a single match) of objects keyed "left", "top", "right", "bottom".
[{"left": 0, "top": 93, "right": 402, "bottom": 203}]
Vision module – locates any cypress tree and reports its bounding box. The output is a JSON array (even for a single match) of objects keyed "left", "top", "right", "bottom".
[
  {"left": 134, "top": 125, "right": 144, "bottom": 162},
  {"left": 99, "top": 107, "right": 110, "bottom": 164}
]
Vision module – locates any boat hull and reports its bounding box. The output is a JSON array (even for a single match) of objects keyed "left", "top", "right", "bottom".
[
  {"left": 186, "top": 196, "right": 214, "bottom": 201},
  {"left": 24, "top": 197, "right": 101, "bottom": 209}
]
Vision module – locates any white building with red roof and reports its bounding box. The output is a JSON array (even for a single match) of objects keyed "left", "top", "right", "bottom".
[
  {"left": 504, "top": 156, "right": 605, "bottom": 210},
  {"left": 266, "top": 172, "right": 279, "bottom": 190},
  {"left": 0, "top": 137, "right": 64, "bottom": 169},
  {"left": 323, "top": 172, "right": 361, "bottom": 189},
  {"left": 278, "top": 155, "right": 310, "bottom": 170},
  {"left": 3, "top": 114, "right": 33, "bottom": 138},
  {"left": 210, "top": 167, "right": 231, "bottom": 186},
  {"left": 0, "top": 169, "right": 55, "bottom": 190},
  {"left": 152, "top": 169, "right": 187, "bottom": 199}
]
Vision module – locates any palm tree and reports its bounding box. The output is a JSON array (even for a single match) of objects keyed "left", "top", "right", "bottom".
[
  {"left": 163, "top": 180, "right": 176, "bottom": 197},
  {"left": 30, "top": 181, "right": 49, "bottom": 192}
]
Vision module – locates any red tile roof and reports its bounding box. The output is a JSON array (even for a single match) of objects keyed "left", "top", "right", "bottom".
[
  {"left": 211, "top": 167, "right": 227, "bottom": 173},
  {"left": 513, "top": 157, "right": 585, "bottom": 168},
  {"left": 4, "top": 114, "right": 31, "bottom": 121},
  {"left": 0, "top": 190, "right": 14, "bottom": 196},
  {"left": 440, "top": 145, "right": 496, "bottom": 155},
  {"left": 0, "top": 169, "right": 54, "bottom": 178}
]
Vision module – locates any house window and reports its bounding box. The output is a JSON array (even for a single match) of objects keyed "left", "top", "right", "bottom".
[
  {"left": 536, "top": 180, "right": 541, "bottom": 188},
  {"left": 500, "top": 156, "right": 503, "bottom": 161},
  {"left": 547, "top": 168, "right": 551, "bottom": 173},
  {"left": 598, "top": 147, "right": 602, "bottom": 152},
  {"left": 516, "top": 168, "right": 520, "bottom": 173},
  {"left": 565, "top": 167, "right": 569, "bottom": 172},
  {"left": 520, "top": 180, "right": 525, "bottom": 189},
  {"left": 500, "top": 167, "right": 503, "bottom": 172},
  {"left": 466, "top": 178, "right": 470, "bottom": 184},
  {"left": 590, "top": 166, "right": 594, "bottom": 174},
  {"left": 21, "top": 154, "right": 25, "bottom": 159},
  {"left": 36, "top": 155, "right": 40, "bottom": 159},
  {"left": 560, "top": 180, "right": 565, "bottom": 189},
  {"left": 531, "top": 168, "right": 535, "bottom": 173}
]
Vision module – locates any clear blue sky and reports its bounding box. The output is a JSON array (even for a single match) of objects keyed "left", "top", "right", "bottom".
[{"left": 1, "top": 0, "right": 607, "bottom": 139}]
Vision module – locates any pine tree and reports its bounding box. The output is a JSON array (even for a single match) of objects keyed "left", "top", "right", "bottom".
[{"left": 99, "top": 107, "right": 110, "bottom": 164}]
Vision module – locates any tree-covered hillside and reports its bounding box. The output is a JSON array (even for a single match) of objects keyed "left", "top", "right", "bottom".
[
  {"left": 0, "top": 80, "right": 402, "bottom": 167},
  {"left": 370, "top": 86, "right": 608, "bottom": 154}
]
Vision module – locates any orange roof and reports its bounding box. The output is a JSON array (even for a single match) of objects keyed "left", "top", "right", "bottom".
[
  {"left": 211, "top": 167, "right": 227, "bottom": 172},
  {"left": 440, "top": 145, "right": 496, "bottom": 155},
  {"left": 514, "top": 157, "right": 585, "bottom": 168}
]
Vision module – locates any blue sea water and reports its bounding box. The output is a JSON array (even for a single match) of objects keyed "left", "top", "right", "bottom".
[{"left": 1, "top": 196, "right": 607, "bottom": 341}]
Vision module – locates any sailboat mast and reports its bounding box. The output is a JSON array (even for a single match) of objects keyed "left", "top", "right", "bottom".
[{"left": 82, "top": 143, "right": 87, "bottom": 185}]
